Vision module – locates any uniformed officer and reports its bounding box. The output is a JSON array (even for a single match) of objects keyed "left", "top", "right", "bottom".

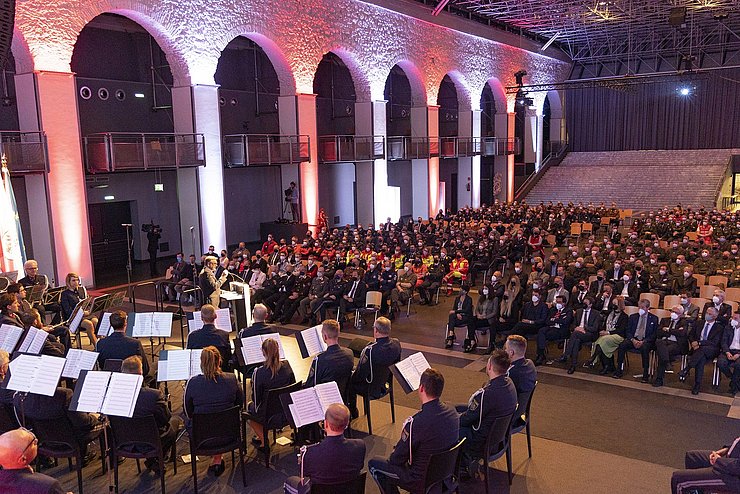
[
  {"left": 389, "top": 262, "right": 417, "bottom": 319},
  {"left": 379, "top": 261, "right": 398, "bottom": 316},
  {"left": 368, "top": 368, "right": 459, "bottom": 494},
  {"left": 346, "top": 317, "right": 402, "bottom": 419},
  {"left": 456, "top": 350, "right": 517, "bottom": 478},
  {"left": 304, "top": 320, "right": 354, "bottom": 398}
]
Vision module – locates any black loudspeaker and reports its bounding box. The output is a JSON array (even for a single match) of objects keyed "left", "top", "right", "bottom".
[
  {"left": 669, "top": 7, "right": 686, "bottom": 27},
  {"left": 0, "top": 0, "right": 15, "bottom": 68},
  {"left": 731, "top": 154, "right": 740, "bottom": 174}
]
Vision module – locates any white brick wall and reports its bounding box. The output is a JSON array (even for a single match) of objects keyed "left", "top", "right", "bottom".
[{"left": 13, "top": 0, "right": 571, "bottom": 110}]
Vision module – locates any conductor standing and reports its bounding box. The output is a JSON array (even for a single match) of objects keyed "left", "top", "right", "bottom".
[{"left": 146, "top": 222, "right": 161, "bottom": 277}]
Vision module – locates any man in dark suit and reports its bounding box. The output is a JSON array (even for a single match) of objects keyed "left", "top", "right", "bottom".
[
  {"left": 717, "top": 310, "right": 740, "bottom": 396},
  {"left": 121, "top": 355, "right": 181, "bottom": 474},
  {"left": 613, "top": 299, "right": 659, "bottom": 382},
  {"left": 558, "top": 296, "right": 602, "bottom": 373},
  {"left": 445, "top": 283, "right": 473, "bottom": 349},
  {"left": 456, "top": 350, "right": 517, "bottom": 478},
  {"left": 534, "top": 295, "right": 573, "bottom": 365},
  {"left": 0, "top": 428, "right": 66, "bottom": 494},
  {"left": 605, "top": 260, "right": 624, "bottom": 284},
  {"left": 588, "top": 271, "right": 608, "bottom": 298},
  {"left": 346, "top": 317, "right": 402, "bottom": 419},
  {"left": 671, "top": 436, "right": 740, "bottom": 494},
  {"left": 96, "top": 310, "right": 154, "bottom": 386},
  {"left": 238, "top": 304, "right": 273, "bottom": 339},
  {"left": 284, "top": 404, "right": 365, "bottom": 492},
  {"left": 187, "top": 304, "right": 231, "bottom": 370},
  {"left": 504, "top": 334, "right": 537, "bottom": 425},
  {"left": 701, "top": 289, "right": 733, "bottom": 326},
  {"left": 679, "top": 307, "right": 724, "bottom": 395},
  {"left": 304, "top": 320, "right": 354, "bottom": 398},
  {"left": 339, "top": 269, "right": 367, "bottom": 324},
  {"left": 614, "top": 270, "right": 639, "bottom": 306},
  {"left": 653, "top": 305, "right": 691, "bottom": 388}
]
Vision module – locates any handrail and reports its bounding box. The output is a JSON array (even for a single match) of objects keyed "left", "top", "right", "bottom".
[
  {"left": 84, "top": 132, "right": 206, "bottom": 173},
  {"left": 318, "top": 135, "right": 385, "bottom": 163},
  {"left": 0, "top": 131, "right": 49, "bottom": 173},
  {"left": 223, "top": 134, "right": 310, "bottom": 167},
  {"left": 514, "top": 141, "right": 569, "bottom": 202}
]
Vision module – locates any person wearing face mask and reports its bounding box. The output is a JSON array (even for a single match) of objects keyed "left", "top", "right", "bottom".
[
  {"left": 652, "top": 305, "right": 691, "bottom": 387},
  {"left": 363, "top": 261, "right": 381, "bottom": 291},
  {"left": 614, "top": 270, "right": 638, "bottom": 306},
  {"left": 716, "top": 251, "right": 736, "bottom": 277},
  {"left": 702, "top": 290, "right": 733, "bottom": 326},
  {"left": 510, "top": 290, "right": 550, "bottom": 341},
  {"left": 468, "top": 242, "right": 491, "bottom": 287},
  {"left": 338, "top": 269, "right": 368, "bottom": 326},
  {"left": 730, "top": 264, "right": 740, "bottom": 288},
  {"left": 589, "top": 296, "right": 628, "bottom": 374},
  {"left": 717, "top": 309, "right": 740, "bottom": 396},
  {"left": 545, "top": 277, "right": 570, "bottom": 306},
  {"left": 606, "top": 260, "right": 624, "bottom": 285},
  {"left": 557, "top": 296, "right": 602, "bottom": 374},
  {"left": 379, "top": 262, "right": 399, "bottom": 316},
  {"left": 534, "top": 295, "right": 573, "bottom": 366},
  {"left": 567, "top": 258, "right": 588, "bottom": 283},
  {"left": 588, "top": 270, "right": 607, "bottom": 298},
  {"left": 418, "top": 259, "right": 443, "bottom": 306},
  {"left": 570, "top": 280, "right": 590, "bottom": 310},
  {"left": 693, "top": 250, "right": 716, "bottom": 277},
  {"left": 649, "top": 263, "right": 674, "bottom": 299},
  {"left": 442, "top": 251, "right": 469, "bottom": 295},
  {"left": 299, "top": 268, "right": 330, "bottom": 325},
  {"left": 697, "top": 220, "right": 713, "bottom": 244},
  {"left": 613, "top": 299, "right": 659, "bottom": 382},
  {"left": 314, "top": 269, "right": 347, "bottom": 322},
  {"left": 675, "top": 265, "right": 698, "bottom": 297},
  {"left": 445, "top": 284, "right": 474, "bottom": 349},
  {"left": 676, "top": 291, "right": 700, "bottom": 322},
  {"left": 679, "top": 307, "right": 724, "bottom": 395},
  {"left": 464, "top": 284, "right": 497, "bottom": 353},
  {"left": 163, "top": 252, "right": 188, "bottom": 302},
  {"left": 389, "top": 263, "right": 417, "bottom": 320}
]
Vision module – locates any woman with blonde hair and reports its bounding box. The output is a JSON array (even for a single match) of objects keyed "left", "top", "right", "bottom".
[
  {"left": 589, "top": 295, "right": 628, "bottom": 374},
  {"left": 247, "top": 338, "right": 295, "bottom": 451},
  {"left": 60, "top": 272, "right": 98, "bottom": 346},
  {"left": 184, "top": 346, "right": 243, "bottom": 476}
]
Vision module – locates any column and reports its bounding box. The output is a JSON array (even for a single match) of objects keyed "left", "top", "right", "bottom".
[
  {"left": 524, "top": 110, "right": 537, "bottom": 166},
  {"left": 535, "top": 113, "right": 545, "bottom": 171},
  {"left": 14, "top": 71, "right": 93, "bottom": 285},
  {"left": 493, "top": 112, "right": 515, "bottom": 203},
  {"left": 369, "top": 100, "right": 398, "bottom": 226},
  {"left": 296, "top": 93, "right": 318, "bottom": 228},
  {"left": 457, "top": 110, "right": 473, "bottom": 209},
  {"left": 172, "top": 85, "right": 227, "bottom": 255},
  {"left": 410, "top": 106, "right": 429, "bottom": 218},
  {"left": 471, "top": 109, "right": 482, "bottom": 208},
  {"left": 354, "top": 101, "right": 376, "bottom": 227},
  {"left": 278, "top": 95, "right": 301, "bottom": 198}
]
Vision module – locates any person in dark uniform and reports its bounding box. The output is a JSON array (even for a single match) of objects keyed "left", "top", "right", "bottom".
[
  {"left": 146, "top": 223, "right": 161, "bottom": 277},
  {"left": 247, "top": 338, "right": 295, "bottom": 451},
  {"left": 534, "top": 295, "right": 573, "bottom": 365},
  {"left": 557, "top": 296, "right": 603, "bottom": 373},
  {"left": 0, "top": 293, "right": 23, "bottom": 329},
  {"left": 456, "top": 350, "right": 517, "bottom": 478},
  {"left": 0, "top": 428, "right": 66, "bottom": 494},
  {"left": 671, "top": 436, "right": 740, "bottom": 494},
  {"left": 503, "top": 335, "right": 537, "bottom": 403},
  {"left": 184, "top": 346, "right": 243, "bottom": 476},
  {"left": 613, "top": 299, "right": 659, "bottom": 382},
  {"left": 652, "top": 305, "right": 691, "bottom": 388},
  {"left": 368, "top": 368, "right": 459, "bottom": 494},
  {"left": 717, "top": 310, "right": 740, "bottom": 396},
  {"left": 339, "top": 269, "right": 367, "bottom": 324},
  {"left": 18, "top": 311, "right": 65, "bottom": 357},
  {"left": 238, "top": 304, "right": 273, "bottom": 339},
  {"left": 304, "top": 320, "right": 354, "bottom": 397},
  {"left": 95, "top": 310, "right": 154, "bottom": 386},
  {"left": 346, "top": 317, "right": 402, "bottom": 419},
  {"left": 283, "top": 404, "right": 365, "bottom": 493},
  {"left": 444, "top": 283, "right": 473, "bottom": 349},
  {"left": 187, "top": 304, "right": 231, "bottom": 370},
  {"left": 678, "top": 307, "right": 724, "bottom": 395},
  {"left": 17, "top": 259, "right": 60, "bottom": 324}
]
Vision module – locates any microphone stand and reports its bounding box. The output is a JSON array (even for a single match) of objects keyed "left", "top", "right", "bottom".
[
  {"left": 100, "top": 414, "right": 114, "bottom": 493},
  {"left": 122, "top": 224, "right": 134, "bottom": 302}
]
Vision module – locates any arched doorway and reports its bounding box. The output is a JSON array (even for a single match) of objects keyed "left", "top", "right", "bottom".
[{"left": 438, "top": 75, "right": 459, "bottom": 212}]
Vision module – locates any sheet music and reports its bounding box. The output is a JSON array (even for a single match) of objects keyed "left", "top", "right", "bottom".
[
  {"left": 18, "top": 327, "right": 48, "bottom": 354},
  {"left": 133, "top": 313, "right": 172, "bottom": 337},
  {"left": 188, "top": 311, "right": 204, "bottom": 333},
  {"left": 395, "top": 352, "right": 431, "bottom": 391},
  {"left": 7, "top": 354, "right": 65, "bottom": 396},
  {"left": 0, "top": 324, "right": 23, "bottom": 353},
  {"left": 74, "top": 371, "right": 110, "bottom": 413},
  {"left": 62, "top": 349, "right": 99, "bottom": 379},
  {"left": 289, "top": 388, "right": 325, "bottom": 427},
  {"left": 240, "top": 334, "right": 285, "bottom": 365},
  {"left": 97, "top": 312, "right": 112, "bottom": 337},
  {"left": 68, "top": 308, "right": 85, "bottom": 334},
  {"left": 101, "top": 373, "right": 142, "bottom": 417},
  {"left": 190, "top": 349, "right": 203, "bottom": 377},
  {"left": 7, "top": 355, "right": 41, "bottom": 392},
  {"left": 300, "top": 325, "right": 327, "bottom": 357},
  {"left": 314, "top": 381, "right": 343, "bottom": 411},
  {"left": 188, "top": 308, "right": 231, "bottom": 333},
  {"left": 163, "top": 350, "right": 190, "bottom": 381}
]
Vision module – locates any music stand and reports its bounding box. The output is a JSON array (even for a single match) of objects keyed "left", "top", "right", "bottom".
[
  {"left": 26, "top": 285, "right": 45, "bottom": 305},
  {"left": 42, "top": 287, "right": 65, "bottom": 306},
  {"left": 90, "top": 294, "right": 110, "bottom": 314},
  {"left": 105, "top": 291, "right": 127, "bottom": 310}
]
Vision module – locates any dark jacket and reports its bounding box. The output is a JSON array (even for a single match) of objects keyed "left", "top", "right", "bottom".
[
  {"left": 350, "top": 336, "right": 402, "bottom": 399},
  {"left": 187, "top": 323, "right": 232, "bottom": 369},
  {"left": 625, "top": 312, "right": 659, "bottom": 342},
  {"left": 305, "top": 344, "right": 354, "bottom": 398},
  {"left": 250, "top": 361, "right": 296, "bottom": 417},
  {"left": 16, "top": 387, "right": 98, "bottom": 434},
  {"left": 238, "top": 321, "right": 274, "bottom": 339},
  {"left": 701, "top": 302, "right": 733, "bottom": 326},
  {"left": 96, "top": 332, "right": 151, "bottom": 378},
  {"left": 0, "top": 468, "right": 65, "bottom": 494},
  {"left": 451, "top": 294, "right": 474, "bottom": 325},
  {"left": 302, "top": 434, "right": 366, "bottom": 485},
  {"left": 133, "top": 386, "right": 173, "bottom": 435},
  {"left": 688, "top": 318, "right": 724, "bottom": 354},
  {"left": 459, "top": 375, "right": 517, "bottom": 456},
  {"left": 519, "top": 301, "right": 549, "bottom": 327},
  {"left": 184, "top": 372, "right": 243, "bottom": 418},
  {"left": 570, "top": 307, "right": 603, "bottom": 336},
  {"left": 721, "top": 324, "right": 740, "bottom": 353},
  {"left": 656, "top": 317, "right": 690, "bottom": 354}
]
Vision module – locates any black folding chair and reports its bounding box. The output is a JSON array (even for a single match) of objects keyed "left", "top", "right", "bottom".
[
  {"left": 103, "top": 359, "right": 124, "bottom": 372},
  {"left": 423, "top": 438, "right": 466, "bottom": 494},
  {"left": 108, "top": 414, "right": 178, "bottom": 493},
  {"left": 189, "top": 406, "right": 246, "bottom": 493},
  {"left": 482, "top": 413, "right": 515, "bottom": 492},
  {"left": 511, "top": 382, "right": 537, "bottom": 458},
  {"left": 311, "top": 471, "right": 367, "bottom": 493},
  {"left": 243, "top": 380, "right": 302, "bottom": 468},
  {"left": 357, "top": 372, "right": 396, "bottom": 436},
  {"left": 0, "top": 404, "right": 19, "bottom": 434}
]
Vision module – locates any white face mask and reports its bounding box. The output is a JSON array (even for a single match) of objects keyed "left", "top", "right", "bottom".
[
  {"left": 638, "top": 308, "right": 646, "bottom": 316},
  {"left": 491, "top": 276, "right": 497, "bottom": 282},
  {"left": 680, "top": 298, "right": 688, "bottom": 305},
  {"left": 575, "top": 262, "right": 581, "bottom": 268},
  {"left": 731, "top": 319, "right": 739, "bottom": 328},
  {"left": 515, "top": 268, "right": 521, "bottom": 273},
  {"left": 555, "top": 303, "right": 563, "bottom": 310},
  {"left": 614, "top": 264, "right": 621, "bottom": 270},
  {"left": 623, "top": 275, "right": 630, "bottom": 282},
  {"left": 532, "top": 283, "right": 539, "bottom": 289},
  {"left": 482, "top": 289, "right": 489, "bottom": 295},
  {"left": 670, "top": 312, "right": 679, "bottom": 320},
  {"left": 532, "top": 295, "right": 539, "bottom": 303},
  {"left": 683, "top": 271, "right": 691, "bottom": 278},
  {"left": 712, "top": 296, "right": 720, "bottom": 304}
]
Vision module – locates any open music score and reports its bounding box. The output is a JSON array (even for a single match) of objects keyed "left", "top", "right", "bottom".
[
  {"left": 287, "top": 381, "right": 344, "bottom": 428},
  {"left": 67, "top": 299, "right": 90, "bottom": 335},
  {"left": 157, "top": 349, "right": 203, "bottom": 381},
  {"left": 295, "top": 325, "right": 327, "bottom": 359},
  {"left": 0, "top": 324, "right": 24, "bottom": 353},
  {"left": 7, "top": 354, "right": 65, "bottom": 396},
  {"left": 128, "top": 312, "right": 173, "bottom": 338},
  {"left": 17, "top": 327, "right": 49, "bottom": 355},
  {"left": 187, "top": 308, "right": 233, "bottom": 333},
  {"left": 62, "top": 349, "right": 99, "bottom": 379},
  {"left": 70, "top": 370, "right": 143, "bottom": 417},
  {"left": 96, "top": 312, "right": 113, "bottom": 337},
  {"left": 238, "top": 334, "right": 285, "bottom": 365},
  {"left": 390, "top": 352, "right": 431, "bottom": 394}
]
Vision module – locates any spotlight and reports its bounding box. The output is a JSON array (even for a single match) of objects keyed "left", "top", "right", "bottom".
[
  {"left": 679, "top": 87, "right": 691, "bottom": 96},
  {"left": 514, "top": 70, "right": 528, "bottom": 86},
  {"left": 134, "top": 93, "right": 145, "bottom": 98}
]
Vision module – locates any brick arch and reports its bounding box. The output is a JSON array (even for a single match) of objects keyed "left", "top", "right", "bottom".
[
  {"left": 386, "top": 60, "right": 427, "bottom": 108},
  {"left": 482, "top": 77, "right": 508, "bottom": 114},
  {"left": 434, "top": 70, "right": 472, "bottom": 111},
  {"left": 10, "top": 28, "right": 33, "bottom": 74},
  {"left": 315, "top": 49, "right": 373, "bottom": 103}
]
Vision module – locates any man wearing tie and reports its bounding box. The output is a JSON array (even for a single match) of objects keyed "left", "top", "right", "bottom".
[
  {"left": 717, "top": 309, "right": 740, "bottom": 396},
  {"left": 339, "top": 269, "right": 367, "bottom": 325},
  {"left": 652, "top": 305, "right": 691, "bottom": 387},
  {"left": 534, "top": 295, "right": 574, "bottom": 365},
  {"left": 671, "top": 436, "right": 740, "bottom": 494},
  {"left": 678, "top": 307, "right": 724, "bottom": 395},
  {"left": 558, "top": 296, "right": 602, "bottom": 374},
  {"left": 613, "top": 299, "right": 659, "bottom": 382},
  {"left": 445, "top": 284, "right": 473, "bottom": 349}
]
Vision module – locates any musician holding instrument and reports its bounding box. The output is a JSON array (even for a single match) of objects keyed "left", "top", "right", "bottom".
[{"left": 61, "top": 273, "right": 98, "bottom": 347}]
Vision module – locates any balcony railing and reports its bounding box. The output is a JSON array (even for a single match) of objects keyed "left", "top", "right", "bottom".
[
  {"left": 440, "top": 137, "right": 482, "bottom": 158},
  {"left": 387, "top": 136, "right": 440, "bottom": 161},
  {"left": 0, "top": 131, "right": 48, "bottom": 173},
  {"left": 84, "top": 133, "right": 205, "bottom": 173},
  {"left": 223, "top": 134, "right": 310, "bottom": 168},
  {"left": 318, "top": 135, "right": 385, "bottom": 163},
  {"left": 481, "top": 137, "right": 521, "bottom": 156}
]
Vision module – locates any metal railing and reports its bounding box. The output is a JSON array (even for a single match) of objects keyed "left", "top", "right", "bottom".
[
  {"left": 481, "top": 137, "right": 521, "bottom": 157},
  {"left": 84, "top": 133, "right": 205, "bottom": 173},
  {"left": 0, "top": 131, "right": 48, "bottom": 173},
  {"left": 514, "top": 140, "right": 569, "bottom": 202},
  {"left": 387, "top": 136, "right": 440, "bottom": 161},
  {"left": 318, "top": 135, "right": 385, "bottom": 163},
  {"left": 440, "top": 137, "right": 483, "bottom": 158},
  {"left": 223, "top": 134, "right": 310, "bottom": 167}
]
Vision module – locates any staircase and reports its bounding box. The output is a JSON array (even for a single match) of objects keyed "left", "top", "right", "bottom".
[{"left": 524, "top": 149, "right": 737, "bottom": 210}]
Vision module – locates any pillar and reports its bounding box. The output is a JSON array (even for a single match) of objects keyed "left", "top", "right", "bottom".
[
  {"left": 353, "top": 101, "right": 374, "bottom": 227},
  {"left": 296, "top": 93, "right": 318, "bottom": 228},
  {"left": 471, "top": 109, "right": 481, "bottom": 208},
  {"left": 524, "top": 110, "right": 537, "bottom": 166},
  {"left": 278, "top": 95, "right": 301, "bottom": 196},
  {"left": 410, "top": 105, "right": 439, "bottom": 217},
  {"left": 493, "top": 112, "right": 515, "bottom": 203},
  {"left": 369, "top": 100, "right": 399, "bottom": 226},
  {"left": 457, "top": 110, "right": 473, "bottom": 209},
  {"left": 14, "top": 71, "right": 92, "bottom": 285},
  {"left": 535, "top": 113, "right": 544, "bottom": 171}
]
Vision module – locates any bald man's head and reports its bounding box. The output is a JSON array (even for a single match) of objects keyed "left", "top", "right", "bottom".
[{"left": 0, "top": 428, "right": 38, "bottom": 469}]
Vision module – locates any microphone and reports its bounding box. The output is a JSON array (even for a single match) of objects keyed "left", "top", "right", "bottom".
[{"left": 121, "top": 224, "right": 133, "bottom": 227}]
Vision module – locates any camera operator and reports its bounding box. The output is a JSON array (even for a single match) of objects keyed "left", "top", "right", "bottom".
[{"left": 145, "top": 221, "right": 162, "bottom": 277}]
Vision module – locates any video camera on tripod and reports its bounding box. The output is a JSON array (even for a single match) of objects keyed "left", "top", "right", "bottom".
[
  {"left": 142, "top": 223, "right": 162, "bottom": 234},
  {"left": 284, "top": 187, "right": 293, "bottom": 202}
]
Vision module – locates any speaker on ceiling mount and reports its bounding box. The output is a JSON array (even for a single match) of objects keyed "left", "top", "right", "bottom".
[{"left": 0, "top": 0, "right": 15, "bottom": 69}]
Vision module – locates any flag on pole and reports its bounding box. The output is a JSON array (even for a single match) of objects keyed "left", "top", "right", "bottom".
[{"left": 0, "top": 153, "right": 26, "bottom": 273}]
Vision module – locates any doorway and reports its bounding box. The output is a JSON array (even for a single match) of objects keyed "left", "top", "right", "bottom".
[{"left": 89, "top": 201, "right": 132, "bottom": 285}]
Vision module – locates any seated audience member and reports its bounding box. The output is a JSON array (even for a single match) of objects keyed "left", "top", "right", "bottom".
[
  {"left": 702, "top": 289, "right": 733, "bottom": 326},
  {"left": 247, "top": 338, "right": 296, "bottom": 451},
  {"left": 652, "top": 305, "right": 690, "bottom": 388},
  {"left": 671, "top": 436, "right": 740, "bottom": 494},
  {"left": 504, "top": 335, "right": 537, "bottom": 399},
  {"left": 679, "top": 307, "right": 724, "bottom": 395},
  {"left": 304, "top": 320, "right": 354, "bottom": 397},
  {"left": 283, "top": 404, "right": 365, "bottom": 493},
  {"left": 442, "top": 251, "right": 469, "bottom": 291},
  {"left": 649, "top": 264, "right": 674, "bottom": 299},
  {"left": 298, "top": 267, "right": 329, "bottom": 325},
  {"left": 163, "top": 252, "right": 192, "bottom": 302},
  {"left": 678, "top": 291, "right": 701, "bottom": 322},
  {"left": 0, "top": 428, "right": 67, "bottom": 494},
  {"left": 187, "top": 304, "right": 231, "bottom": 369},
  {"left": 346, "top": 317, "right": 402, "bottom": 419},
  {"left": 613, "top": 298, "right": 659, "bottom": 381},
  {"left": 534, "top": 295, "right": 573, "bottom": 365},
  {"left": 594, "top": 284, "right": 615, "bottom": 316},
  {"left": 558, "top": 295, "right": 602, "bottom": 374},
  {"left": 717, "top": 309, "right": 740, "bottom": 396},
  {"left": 510, "top": 290, "right": 549, "bottom": 339},
  {"left": 389, "top": 262, "right": 416, "bottom": 319},
  {"left": 445, "top": 283, "right": 474, "bottom": 349},
  {"left": 368, "top": 368, "right": 459, "bottom": 494},
  {"left": 614, "top": 270, "right": 638, "bottom": 306},
  {"left": 467, "top": 283, "right": 496, "bottom": 353},
  {"left": 339, "top": 269, "right": 367, "bottom": 323},
  {"left": 545, "top": 276, "right": 569, "bottom": 305},
  {"left": 184, "top": 346, "right": 244, "bottom": 476},
  {"left": 60, "top": 272, "right": 98, "bottom": 346},
  {"left": 486, "top": 277, "right": 523, "bottom": 352},
  {"left": 0, "top": 293, "right": 23, "bottom": 329},
  {"left": 589, "top": 296, "right": 628, "bottom": 374},
  {"left": 456, "top": 350, "right": 517, "bottom": 478},
  {"left": 676, "top": 266, "right": 698, "bottom": 297},
  {"left": 120, "top": 356, "right": 181, "bottom": 474},
  {"left": 96, "top": 310, "right": 154, "bottom": 386},
  {"left": 18, "top": 310, "right": 65, "bottom": 357}
]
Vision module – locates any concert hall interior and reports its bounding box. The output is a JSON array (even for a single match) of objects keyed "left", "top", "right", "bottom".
[{"left": 0, "top": 0, "right": 739, "bottom": 492}]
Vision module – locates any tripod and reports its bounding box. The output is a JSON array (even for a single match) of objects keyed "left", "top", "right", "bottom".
[{"left": 282, "top": 198, "right": 292, "bottom": 222}]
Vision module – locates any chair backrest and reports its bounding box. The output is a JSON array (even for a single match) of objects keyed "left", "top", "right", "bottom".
[
  {"left": 685, "top": 231, "right": 698, "bottom": 241},
  {"left": 699, "top": 285, "right": 719, "bottom": 300},
  {"left": 624, "top": 306, "right": 640, "bottom": 316},
  {"left": 650, "top": 308, "right": 671, "bottom": 320},
  {"left": 693, "top": 274, "right": 707, "bottom": 287},
  {"left": 515, "top": 381, "right": 538, "bottom": 423},
  {"left": 311, "top": 471, "right": 367, "bottom": 494},
  {"left": 726, "top": 287, "right": 740, "bottom": 303},
  {"left": 588, "top": 275, "right": 597, "bottom": 284},
  {"left": 600, "top": 216, "right": 612, "bottom": 226},
  {"left": 485, "top": 413, "right": 514, "bottom": 460},
  {"left": 0, "top": 404, "right": 19, "bottom": 434},
  {"left": 32, "top": 417, "right": 79, "bottom": 456},
  {"left": 663, "top": 295, "right": 681, "bottom": 310},
  {"left": 108, "top": 414, "right": 162, "bottom": 457},
  {"left": 423, "top": 438, "right": 465, "bottom": 493},
  {"left": 191, "top": 406, "right": 242, "bottom": 453},
  {"left": 263, "top": 381, "right": 303, "bottom": 430},
  {"left": 708, "top": 275, "right": 728, "bottom": 289},
  {"left": 639, "top": 292, "right": 660, "bottom": 310},
  {"left": 365, "top": 291, "right": 382, "bottom": 308},
  {"left": 570, "top": 223, "right": 581, "bottom": 235},
  {"left": 103, "top": 359, "right": 123, "bottom": 372},
  {"left": 581, "top": 223, "right": 593, "bottom": 233},
  {"left": 692, "top": 297, "right": 710, "bottom": 310}
]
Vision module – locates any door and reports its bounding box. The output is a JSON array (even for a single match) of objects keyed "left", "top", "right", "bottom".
[
  {"left": 89, "top": 201, "right": 132, "bottom": 285},
  {"left": 451, "top": 172, "right": 458, "bottom": 212}
]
